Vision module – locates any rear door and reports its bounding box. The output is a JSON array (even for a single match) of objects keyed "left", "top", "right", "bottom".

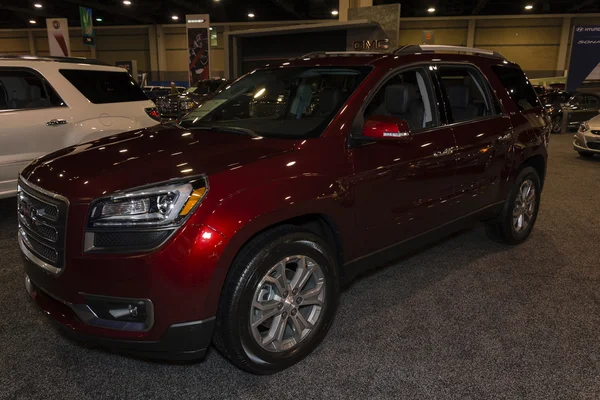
[
  {"left": 349, "top": 66, "right": 457, "bottom": 256},
  {"left": 435, "top": 64, "right": 513, "bottom": 215},
  {"left": 0, "top": 68, "right": 72, "bottom": 197}
]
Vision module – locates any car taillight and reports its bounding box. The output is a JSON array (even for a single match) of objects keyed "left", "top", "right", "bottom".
[{"left": 145, "top": 107, "right": 161, "bottom": 122}]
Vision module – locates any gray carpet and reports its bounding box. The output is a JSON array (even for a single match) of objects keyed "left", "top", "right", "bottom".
[{"left": 1, "top": 134, "right": 599, "bottom": 399}]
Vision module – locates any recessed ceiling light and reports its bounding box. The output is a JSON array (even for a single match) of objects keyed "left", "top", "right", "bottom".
[
  {"left": 427, "top": 7, "right": 436, "bottom": 12},
  {"left": 525, "top": 4, "right": 533, "bottom": 9},
  {"left": 96, "top": 17, "right": 103, "bottom": 22},
  {"left": 331, "top": 10, "right": 339, "bottom": 16},
  {"left": 34, "top": 3, "right": 42, "bottom": 8},
  {"left": 248, "top": 13, "right": 255, "bottom": 18},
  {"left": 29, "top": 20, "right": 36, "bottom": 24},
  {"left": 171, "top": 15, "right": 179, "bottom": 20},
  {"left": 123, "top": 0, "right": 132, "bottom": 5}
]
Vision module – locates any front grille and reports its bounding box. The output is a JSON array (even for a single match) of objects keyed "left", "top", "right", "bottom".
[
  {"left": 586, "top": 142, "right": 600, "bottom": 150},
  {"left": 17, "top": 178, "right": 68, "bottom": 272},
  {"left": 156, "top": 97, "right": 179, "bottom": 119}
]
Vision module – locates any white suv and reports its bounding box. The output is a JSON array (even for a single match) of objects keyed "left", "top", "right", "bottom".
[{"left": 0, "top": 56, "right": 160, "bottom": 198}]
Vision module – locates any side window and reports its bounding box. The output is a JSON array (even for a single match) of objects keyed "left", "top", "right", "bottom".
[
  {"left": 490, "top": 65, "right": 541, "bottom": 112},
  {"left": 59, "top": 69, "right": 148, "bottom": 104},
  {"left": 0, "top": 70, "right": 63, "bottom": 111},
  {"left": 438, "top": 66, "right": 500, "bottom": 123},
  {"left": 364, "top": 68, "right": 439, "bottom": 131},
  {"left": 570, "top": 95, "right": 584, "bottom": 106}
]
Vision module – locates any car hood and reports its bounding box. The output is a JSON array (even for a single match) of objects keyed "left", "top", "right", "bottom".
[
  {"left": 21, "top": 124, "right": 298, "bottom": 202},
  {"left": 588, "top": 114, "right": 600, "bottom": 129}
]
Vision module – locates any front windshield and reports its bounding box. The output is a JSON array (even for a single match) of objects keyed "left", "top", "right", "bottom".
[{"left": 178, "top": 66, "right": 371, "bottom": 138}]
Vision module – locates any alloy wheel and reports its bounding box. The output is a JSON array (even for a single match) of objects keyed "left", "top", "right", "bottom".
[
  {"left": 250, "top": 255, "right": 325, "bottom": 352},
  {"left": 512, "top": 179, "right": 536, "bottom": 233}
]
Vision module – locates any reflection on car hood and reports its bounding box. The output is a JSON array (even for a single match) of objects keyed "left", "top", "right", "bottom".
[
  {"left": 588, "top": 114, "right": 600, "bottom": 129},
  {"left": 21, "top": 124, "right": 298, "bottom": 202}
]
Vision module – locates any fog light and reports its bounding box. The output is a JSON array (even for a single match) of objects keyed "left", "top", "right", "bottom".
[{"left": 71, "top": 294, "right": 154, "bottom": 331}]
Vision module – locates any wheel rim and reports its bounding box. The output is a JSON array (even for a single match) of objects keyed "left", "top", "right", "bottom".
[
  {"left": 552, "top": 118, "right": 562, "bottom": 132},
  {"left": 512, "top": 179, "right": 536, "bottom": 233},
  {"left": 250, "top": 255, "right": 325, "bottom": 353}
]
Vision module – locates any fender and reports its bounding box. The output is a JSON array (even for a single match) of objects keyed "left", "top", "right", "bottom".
[{"left": 196, "top": 175, "right": 353, "bottom": 316}]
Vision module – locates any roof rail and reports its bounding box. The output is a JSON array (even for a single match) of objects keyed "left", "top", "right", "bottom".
[
  {"left": 299, "top": 51, "right": 386, "bottom": 58},
  {"left": 0, "top": 55, "right": 111, "bottom": 66},
  {"left": 393, "top": 45, "right": 505, "bottom": 60}
]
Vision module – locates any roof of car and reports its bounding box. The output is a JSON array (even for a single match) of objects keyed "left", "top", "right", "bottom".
[{"left": 0, "top": 55, "right": 111, "bottom": 66}]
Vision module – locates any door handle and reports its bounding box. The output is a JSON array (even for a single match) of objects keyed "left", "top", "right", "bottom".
[{"left": 46, "top": 119, "right": 67, "bottom": 126}]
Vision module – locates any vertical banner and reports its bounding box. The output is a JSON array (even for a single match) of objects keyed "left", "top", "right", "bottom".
[
  {"left": 186, "top": 14, "right": 211, "bottom": 86},
  {"left": 567, "top": 26, "right": 600, "bottom": 92},
  {"left": 46, "top": 18, "right": 71, "bottom": 57},
  {"left": 79, "top": 6, "right": 96, "bottom": 46}
]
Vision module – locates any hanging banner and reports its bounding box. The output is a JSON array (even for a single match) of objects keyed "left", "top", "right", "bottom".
[
  {"left": 79, "top": 6, "right": 96, "bottom": 46},
  {"left": 186, "top": 14, "right": 211, "bottom": 86},
  {"left": 566, "top": 26, "right": 600, "bottom": 92},
  {"left": 46, "top": 18, "right": 71, "bottom": 57}
]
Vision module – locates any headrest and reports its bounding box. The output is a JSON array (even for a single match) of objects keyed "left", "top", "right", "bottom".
[
  {"left": 318, "top": 88, "right": 341, "bottom": 115},
  {"left": 447, "top": 85, "right": 471, "bottom": 108},
  {"left": 385, "top": 84, "right": 418, "bottom": 114}
]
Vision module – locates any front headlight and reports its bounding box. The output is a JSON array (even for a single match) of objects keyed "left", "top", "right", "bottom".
[
  {"left": 89, "top": 177, "right": 207, "bottom": 228},
  {"left": 179, "top": 100, "right": 197, "bottom": 111},
  {"left": 580, "top": 121, "right": 590, "bottom": 132},
  {"left": 85, "top": 177, "right": 208, "bottom": 253}
]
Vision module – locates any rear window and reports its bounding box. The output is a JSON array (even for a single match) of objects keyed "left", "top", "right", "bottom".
[
  {"left": 59, "top": 69, "right": 147, "bottom": 104},
  {"left": 491, "top": 65, "right": 540, "bottom": 111}
]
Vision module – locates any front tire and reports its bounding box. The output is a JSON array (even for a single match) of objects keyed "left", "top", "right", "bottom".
[
  {"left": 213, "top": 225, "right": 340, "bottom": 374},
  {"left": 551, "top": 116, "right": 562, "bottom": 133},
  {"left": 485, "top": 166, "right": 541, "bottom": 245}
]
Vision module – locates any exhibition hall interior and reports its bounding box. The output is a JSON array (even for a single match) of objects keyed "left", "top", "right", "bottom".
[{"left": 1, "top": 0, "right": 600, "bottom": 397}]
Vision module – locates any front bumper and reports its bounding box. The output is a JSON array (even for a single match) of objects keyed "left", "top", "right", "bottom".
[
  {"left": 25, "top": 271, "right": 215, "bottom": 360},
  {"left": 573, "top": 129, "right": 600, "bottom": 154}
]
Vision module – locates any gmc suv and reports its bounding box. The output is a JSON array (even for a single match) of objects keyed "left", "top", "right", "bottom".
[{"left": 18, "top": 45, "right": 549, "bottom": 374}]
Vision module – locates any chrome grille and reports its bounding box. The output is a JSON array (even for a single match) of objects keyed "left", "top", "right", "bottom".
[
  {"left": 156, "top": 97, "right": 180, "bottom": 119},
  {"left": 17, "top": 178, "right": 69, "bottom": 274}
]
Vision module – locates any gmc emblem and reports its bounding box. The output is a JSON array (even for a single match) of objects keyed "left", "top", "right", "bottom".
[{"left": 353, "top": 39, "right": 389, "bottom": 51}]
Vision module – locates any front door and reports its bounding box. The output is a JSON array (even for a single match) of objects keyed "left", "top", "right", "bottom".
[
  {"left": 0, "top": 68, "right": 72, "bottom": 197},
  {"left": 349, "top": 67, "right": 457, "bottom": 258}
]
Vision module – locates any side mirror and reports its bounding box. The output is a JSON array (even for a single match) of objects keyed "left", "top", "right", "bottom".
[{"left": 362, "top": 116, "right": 411, "bottom": 141}]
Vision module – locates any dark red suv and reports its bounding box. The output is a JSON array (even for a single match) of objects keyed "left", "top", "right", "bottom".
[{"left": 19, "top": 45, "right": 549, "bottom": 374}]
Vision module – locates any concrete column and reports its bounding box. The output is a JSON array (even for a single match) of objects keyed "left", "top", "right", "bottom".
[
  {"left": 148, "top": 25, "right": 159, "bottom": 76},
  {"left": 89, "top": 46, "right": 97, "bottom": 59},
  {"left": 556, "top": 16, "right": 572, "bottom": 76},
  {"left": 467, "top": 19, "right": 476, "bottom": 47},
  {"left": 28, "top": 31, "right": 36, "bottom": 55},
  {"left": 156, "top": 25, "right": 168, "bottom": 80},
  {"left": 339, "top": 0, "right": 373, "bottom": 22}
]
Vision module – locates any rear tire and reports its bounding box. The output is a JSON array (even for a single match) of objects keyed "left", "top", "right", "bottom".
[
  {"left": 213, "top": 225, "right": 340, "bottom": 374},
  {"left": 551, "top": 116, "right": 562, "bottom": 133},
  {"left": 485, "top": 166, "right": 541, "bottom": 245},
  {"left": 578, "top": 152, "right": 595, "bottom": 158}
]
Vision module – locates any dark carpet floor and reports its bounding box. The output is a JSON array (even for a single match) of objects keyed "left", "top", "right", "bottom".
[{"left": 1, "top": 134, "right": 599, "bottom": 399}]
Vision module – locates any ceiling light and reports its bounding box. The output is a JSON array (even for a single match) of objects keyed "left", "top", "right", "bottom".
[
  {"left": 525, "top": 4, "right": 533, "bottom": 9},
  {"left": 96, "top": 17, "right": 103, "bottom": 22},
  {"left": 248, "top": 13, "right": 255, "bottom": 18},
  {"left": 34, "top": 3, "right": 42, "bottom": 8},
  {"left": 29, "top": 20, "right": 36, "bottom": 24},
  {"left": 427, "top": 7, "right": 436, "bottom": 12},
  {"left": 123, "top": 0, "right": 132, "bottom": 5},
  {"left": 331, "top": 10, "right": 339, "bottom": 16},
  {"left": 171, "top": 15, "right": 179, "bottom": 20}
]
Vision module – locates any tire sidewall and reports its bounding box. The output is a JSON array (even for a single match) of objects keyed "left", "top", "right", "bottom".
[
  {"left": 234, "top": 233, "right": 339, "bottom": 373},
  {"left": 504, "top": 167, "right": 541, "bottom": 243}
]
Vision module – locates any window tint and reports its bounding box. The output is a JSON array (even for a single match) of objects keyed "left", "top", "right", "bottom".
[
  {"left": 491, "top": 65, "right": 540, "bottom": 111},
  {"left": 438, "top": 66, "right": 500, "bottom": 123},
  {"left": 0, "top": 70, "right": 63, "bottom": 110},
  {"left": 60, "top": 69, "right": 147, "bottom": 104},
  {"left": 364, "top": 68, "right": 439, "bottom": 131}
]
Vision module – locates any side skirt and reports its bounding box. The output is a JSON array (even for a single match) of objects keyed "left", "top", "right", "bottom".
[{"left": 341, "top": 201, "right": 504, "bottom": 285}]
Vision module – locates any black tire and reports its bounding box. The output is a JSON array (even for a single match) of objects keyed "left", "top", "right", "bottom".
[
  {"left": 213, "top": 225, "right": 340, "bottom": 374},
  {"left": 551, "top": 116, "right": 562, "bottom": 133},
  {"left": 485, "top": 166, "right": 541, "bottom": 245},
  {"left": 578, "top": 152, "right": 595, "bottom": 158}
]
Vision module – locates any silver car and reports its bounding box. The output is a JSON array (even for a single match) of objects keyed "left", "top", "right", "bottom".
[{"left": 574, "top": 114, "right": 600, "bottom": 157}]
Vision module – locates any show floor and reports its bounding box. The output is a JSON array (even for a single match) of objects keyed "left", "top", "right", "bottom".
[{"left": 1, "top": 134, "right": 599, "bottom": 399}]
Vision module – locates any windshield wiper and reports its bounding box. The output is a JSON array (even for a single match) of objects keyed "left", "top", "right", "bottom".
[{"left": 191, "top": 126, "right": 261, "bottom": 138}]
